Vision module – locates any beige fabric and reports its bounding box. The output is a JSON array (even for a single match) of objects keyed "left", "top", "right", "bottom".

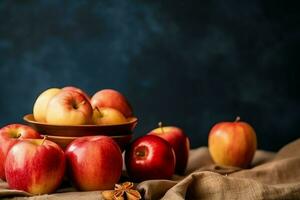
[
  {"left": 1, "top": 138, "right": 300, "bottom": 200},
  {"left": 138, "top": 139, "right": 300, "bottom": 199}
]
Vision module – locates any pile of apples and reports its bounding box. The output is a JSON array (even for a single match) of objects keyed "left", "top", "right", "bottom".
[
  {"left": 0, "top": 122, "right": 191, "bottom": 195},
  {"left": 0, "top": 87, "right": 135, "bottom": 194},
  {"left": 0, "top": 85, "right": 258, "bottom": 196},
  {"left": 125, "top": 117, "right": 257, "bottom": 182},
  {"left": 0, "top": 125, "right": 123, "bottom": 194},
  {"left": 0, "top": 86, "right": 191, "bottom": 195},
  {"left": 125, "top": 123, "right": 190, "bottom": 181},
  {"left": 33, "top": 86, "right": 133, "bottom": 125}
]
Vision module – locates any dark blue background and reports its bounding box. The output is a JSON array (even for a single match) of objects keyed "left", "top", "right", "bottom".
[{"left": 0, "top": 0, "right": 299, "bottom": 151}]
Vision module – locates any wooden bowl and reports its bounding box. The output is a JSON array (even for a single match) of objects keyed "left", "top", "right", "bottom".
[
  {"left": 23, "top": 114, "right": 137, "bottom": 137},
  {"left": 44, "top": 134, "right": 133, "bottom": 151}
]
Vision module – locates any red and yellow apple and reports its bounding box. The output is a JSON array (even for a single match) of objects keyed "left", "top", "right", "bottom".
[
  {"left": 0, "top": 124, "right": 41, "bottom": 180},
  {"left": 92, "top": 107, "right": 127, "bottom": 125},
  {"left": 125, "top": 135, "right": 176, "bottom": 181},
  {"left": 91, "top": 89, "right": 133, "bottom": 118},
  {"left": 148, "top": 123, "right": 190, "bottom": 174},
  {"left": 62, "top": 86, "right": 90, "bottom": 101},
  {"left": 5, "top": 138, "right": 65, "bottom": 194},
  {"left": 33, "top": 88, "right": 61, "bottom": 122},
  {"left": 208, "top": 117, "right": 257, "bottom": 168},
  {"left": 46, "top": 90, "right": 93, "bottom": 125},
  {"left": 65, "top": 136, "right": 123, "bottom": 191}
]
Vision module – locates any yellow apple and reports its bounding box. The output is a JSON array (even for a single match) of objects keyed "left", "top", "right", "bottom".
[
  {"left": 208, "top": 117, "right": 257, "bottom": 168},
  {"left": 46, "top": 90, "right": 93, "bottom": 125},
  {"left": 33, "top": 88, "right": 61, "bottom": 122},
  {"left": 92, "top": 107, "right": 127, "bottom": 125}
]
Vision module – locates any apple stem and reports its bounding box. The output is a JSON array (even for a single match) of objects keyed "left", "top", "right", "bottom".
[
  {"left": 158, "top": 122, "right": 164, "bottom": 134},
  {"left": 235, "top": 116, "right": 241, "bottom": 122},
  {"left": 41, "top": 135, "right": 47, "bottom": 145},
  {"left": 16, "top": 132, "right": 22, "bottom": 138},
  {"left": 95, "top": 107, "right": 103, "bottom": 117}
]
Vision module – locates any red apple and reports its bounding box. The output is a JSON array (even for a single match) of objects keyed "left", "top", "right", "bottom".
[
  {"left": 5, "top": 138, "right": 65, "bottom": 194},
  {"left": 0, "top": 124, "right": 41, "bottom": 180},
  {"left": 208, "top": 117, "right": 257, "bottom": 168},
  {"left": 46, "top": 90, "right": 93, "bottom": 125},
  {"left": 62, "top": 86, "right": 90, "bottom": 101},
  {"left": 148, "top": 122, "right": 190, "bottom": 174},
  {"left": 65, "top": 136, "right": 123, "bottom": 191},
  {"left": 125, "top": 135, "right": 176, "bottom": 182},
  {"left": 91, "top": 89, "right": 133, "bottom": 118}
]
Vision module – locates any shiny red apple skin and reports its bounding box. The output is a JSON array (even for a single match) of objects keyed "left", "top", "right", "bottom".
[
  {"left": 65, "top": 136, "right": 123, "bottom": 191},
  {"left": 148, "top": 126, "right": 190, "bottom": 174},
  {"left": 5, "top": 139, "right": 65, "bottom": 195},
  {"left": 91, "top": 89, "right": 133, "bottom": 118},
  {"left": 125, "top": 135, "right": 176, "bottom": 182},
  {"left": 62, "top": 86, "right": 90, "bottom": 101},
  {"left": 0, "top": 124, "right": 41, "bottom": 180},
  {"left": 208, "top": 117, "right": 257, "bottom": 168}
]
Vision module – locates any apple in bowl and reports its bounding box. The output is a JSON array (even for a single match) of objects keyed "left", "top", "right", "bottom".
[
  {"left": 33, "top": 87, "right": 93, "bottom": 125},
  {"left": 0, "top": 124, "right": 41, "bottom": 180},
  {"left": 46, "top": 90, "right": 93, "bottom": 125},
  {"left": 33, "top": 88, "right": 61, "bottom": 122},
  {"left": 92, "top": 107, "right": 128, "bottom": 125},
  {"left": 91, "top": 89, "right": 133, "bottom": 118},
  {"left": 62, "top": 86, "right": 90, "bottom": 101},
  {"left": 208, "top": 117, "right": 257, "bottom": 168}
]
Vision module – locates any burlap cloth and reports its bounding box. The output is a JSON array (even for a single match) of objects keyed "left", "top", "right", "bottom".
[{"left": 1, "top": 138, "right": 299, "bottom": 200}]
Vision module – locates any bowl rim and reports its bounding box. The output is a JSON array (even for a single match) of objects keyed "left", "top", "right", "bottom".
[
  {"left": 23, "top": 114, "right": 138, "bottom": 127},
  {"left": 42, "top": 134, "right": 133, "bottom": 140}
]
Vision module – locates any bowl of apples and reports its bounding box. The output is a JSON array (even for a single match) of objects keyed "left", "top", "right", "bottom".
[{"left": 24, "top": 86, "right": 137, "bottom": 150}]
